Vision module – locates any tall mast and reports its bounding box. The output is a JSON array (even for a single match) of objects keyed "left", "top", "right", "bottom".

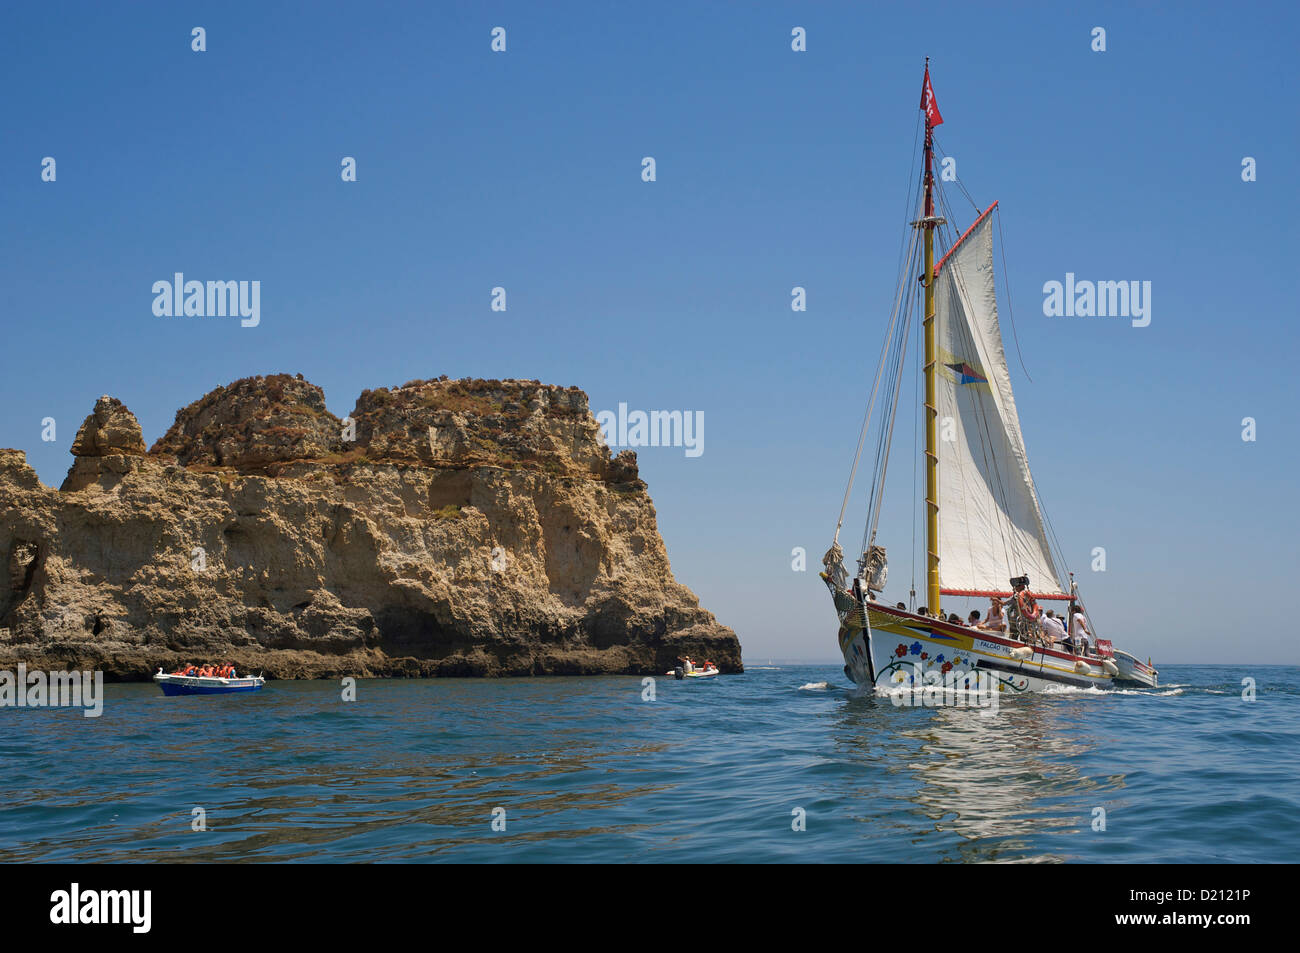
[{"left": 921, "top": 59, "right": 942, "bottom": 614}]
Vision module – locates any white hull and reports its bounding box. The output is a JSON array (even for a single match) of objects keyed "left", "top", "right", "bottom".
[
  {"left": 666, "top": 668, "right": 719, "bottom": 680},
  {"left": 835, "top": 597, "right": 1156, "bottom": 695},
  {"left": 1112, "top": 650, "right": 1159, "bottom": 689},
  {"left": 153, "top": 672, "right": 266, "bottom": 695}
]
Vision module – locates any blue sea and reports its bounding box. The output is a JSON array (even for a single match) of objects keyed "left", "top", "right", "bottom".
[{"left": 1, "top": 665, "right": 1296, "bottom": 863}]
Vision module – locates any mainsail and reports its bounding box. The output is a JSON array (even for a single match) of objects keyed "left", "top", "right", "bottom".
[{"left": 933, "top": 206, "right": 1064, "bottom": 594}]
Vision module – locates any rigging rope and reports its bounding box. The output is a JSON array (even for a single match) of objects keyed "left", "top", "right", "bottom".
[
  {"left": 996, "top": 206, "right": 1033, "bottom": 383},
  {"left": 933, "top": 138, "right": 982, "bottom": 216},
  {"left": 861, "top": 225, "right": 920, "bottom": 541},
  {"left": 832, "top": 194, "right": 921, "bottom": 545},
  {"left": 830, "top": 115, "right": 924, "bottom": 546},
  {"left": 863, "top": 236, "right": 919, "bottom": 555},
  {"left": 910, "top": 257, "right": 921, "bottom": 609}
]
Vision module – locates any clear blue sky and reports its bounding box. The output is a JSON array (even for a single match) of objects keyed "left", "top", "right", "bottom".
[{"left": 3, "top": 2, "right": 1297, "bottom": 664}]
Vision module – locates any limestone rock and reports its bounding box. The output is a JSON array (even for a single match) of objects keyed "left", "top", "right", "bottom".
[
  {"left": 150, "top": 374, "right": 343, "bottom": 469},
  {"left": 0, "top": 450, "right": 43, "bottom": 492},
  {"left": 70, "top": 397, "right": 146, "bottom": 457},
  {"left": 0, "top": 376, "right": 741, "bottom": 678},
  {"left": 605, "top": 449, "right": 642, "bottom": 486},
  {"left": 351, "top": 377, "right": 607, "bottom": 477}
]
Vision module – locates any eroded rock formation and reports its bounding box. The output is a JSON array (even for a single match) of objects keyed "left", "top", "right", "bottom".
[{"left": 0, "top": 376, "right": 739, "bottom": 679}]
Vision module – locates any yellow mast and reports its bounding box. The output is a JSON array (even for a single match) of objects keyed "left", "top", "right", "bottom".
[{"left": 922, "top": 60, "right": 941, "bottom": 614}]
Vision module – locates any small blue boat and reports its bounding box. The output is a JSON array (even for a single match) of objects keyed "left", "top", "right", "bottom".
[{"left": 153, "top": 670, "right": 265, "bottom": 696}]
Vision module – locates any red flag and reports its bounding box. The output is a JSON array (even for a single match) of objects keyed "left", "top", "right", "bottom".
[{"left": 920, "top": 67, "right": 943, "bottom": 127}]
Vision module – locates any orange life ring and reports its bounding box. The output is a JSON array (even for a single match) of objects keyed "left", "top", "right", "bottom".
[{"left": 1015, "top": 589, "right": 1039, "bottom": 621}]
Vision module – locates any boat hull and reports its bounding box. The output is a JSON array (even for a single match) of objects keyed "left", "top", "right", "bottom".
[
  {"left": 1112, "top": 650, "right": 1158, "bottom": 688},
  {"left": 154, "top": 674, "right": 265, "bottom": 696},
  {"left": 839, "top": 600, "right": 1135, "bottom": 694}
]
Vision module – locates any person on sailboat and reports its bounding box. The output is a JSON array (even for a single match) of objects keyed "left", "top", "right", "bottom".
[
  {"left": 1042, "top": 609, "right": 1067, "bottom": 646},
  {"left": 967, "top": 610, "right": 981, "bottom": 626},
  {"left": 977, "top": 598, "right": 1005, "bottom": 632},
  {"left": 1069, "top": 610, "right": 1092, "bottom": 655}
]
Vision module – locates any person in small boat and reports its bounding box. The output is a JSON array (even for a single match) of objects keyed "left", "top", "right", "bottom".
[
  {"left": 967, "top": 610, "right": 981, "bottom": 626},
  {"left": 977, "top": 598, "right": 1005, "bottom": 631},
  {"left": 896, "top": 602, "right": 907, "bottom": 610},
  {"left": 946, "top": 612, "right": 962, "bottom": 625}
]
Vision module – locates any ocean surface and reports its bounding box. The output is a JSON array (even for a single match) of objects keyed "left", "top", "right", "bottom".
[{"left": 1, "top": 665, "right": 1296, "bottom": 863}]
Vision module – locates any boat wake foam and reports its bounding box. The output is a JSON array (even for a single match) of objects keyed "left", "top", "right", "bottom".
[
  {"left": 1040, "top": 684, "right": 1182, "bottom": 697},
  {"left": 874, "top": 686, "right": 1000, "bottom": 704}
]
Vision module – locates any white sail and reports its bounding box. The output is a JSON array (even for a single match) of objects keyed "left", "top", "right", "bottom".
[{"left": 933, "top": 208, "right": 1064, "bottom": 594}]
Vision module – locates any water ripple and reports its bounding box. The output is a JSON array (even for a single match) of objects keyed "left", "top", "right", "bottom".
[{"left": 0, "top": 665, "right": 1294, "bottom": 862}]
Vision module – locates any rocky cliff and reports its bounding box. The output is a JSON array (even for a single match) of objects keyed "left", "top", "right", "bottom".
[{"left": 0, "top": 375, "right": 740, "bottom": 679}]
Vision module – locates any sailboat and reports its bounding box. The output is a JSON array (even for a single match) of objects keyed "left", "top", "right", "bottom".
[{"left": 821, "top": 61, "right": 1157, "bottom": 694}]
